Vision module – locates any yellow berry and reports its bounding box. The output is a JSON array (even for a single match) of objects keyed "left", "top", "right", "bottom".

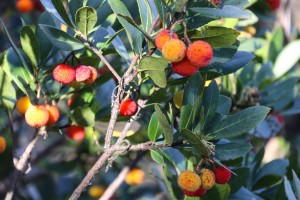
[
  {"left": 125, "top": 168, "right": 145, "bottom": 185},
  {"left": 25, "top": 105, "right": 49, "bottom": 127},
  {"left": 199, "top": 168, "right": 215, "bottom": 190},
  {"left": 16, "top": 96, "right": 31, "bottom": 115},
  {"left": 178, "top": 170, "right": 201, "bottom": 192},
  {"left": 162, "top": 39, "right": 186, "bottom": 63},
  {"left": 88, "top": 185, "right": 105, "bottom": 199}
]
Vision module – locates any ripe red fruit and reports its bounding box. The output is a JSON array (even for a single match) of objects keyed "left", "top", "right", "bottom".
[
  {"left": 53, "top": 64, "right": 76, "bottom": 84},
  {"left": 266, "top": 0, "right": 280, "bottom": 11},
  {"left": 186, "top": 40, "right": 213, "bottom": 68},
  {"left": 171, "top": 58, "right": 198, "bottom": 76},
  {"left": 66, "top": 125, "right": 85, "bottom": 141},
  {"left": 214, "top": 166, "right": 232, "bottom": 184},
  {"left": 76, "top": 65, "right": 91, "bottom": 82},
  {"left": 155, "top": 29, "right": 179, "bottom": 51},
  {"left": 182, "top": 187, "right": 207, "bottom": 197},
  {"left": 119, "top": 99, "right": 137, "bottom": 116}
]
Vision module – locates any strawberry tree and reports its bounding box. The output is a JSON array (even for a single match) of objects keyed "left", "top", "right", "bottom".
[{"left": 1, "top": 0, "right": 294, "bottom": 199}]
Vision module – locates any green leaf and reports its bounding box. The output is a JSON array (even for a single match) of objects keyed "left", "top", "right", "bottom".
[
  {"left": 217, "top": 95, "right": 232, "bottom": 115},
  {"left": 292, "top": 170, "right": 300, "bottom": 199},
  {"left": 69, "top": 0, "right": 88, "bottom": 22},
  {"left": 0, "top": 68, "right": 16, "bottom": 111},
  {"left": 154, "top": 0, "right": 166, "bottom": 26},
  {"left": 188, "top": 26, "right": 240, "bottom": 48},
  {"left": 190, "top": 5, "right": 251, "bottom": 19},
  {"left": 201, "top": 183, "right": 230, "bottom": 200},
  {"left": 268, "top": 27, "right": 284, "bottom": 63},
  {"left": 273, "top": 40, "right": 300, "bottom": 78},
  {"left": 215, "top": 143, "right": 252, "bottom": 161},
  {"left": 207, "top": 106, "right": 270, "bottom": 139},
  {"left": 146, "top": 71, "right": 167, "bottom": 88},
  {"left": 180, "top": 129, "right": 208, "bottom": 156},
  {"left": 2, "top": 48, "right": 32, "bottom": 94},
  {"left": 36, "top": 12, "right": 55, "bottom": 66},
  {"left": 253, "top": 159, "right": 289, "bottom": 190},
  {"left": 229, "top": 168, "right": 250, "bottom": 193},
  {"left": 137, "top": 0, "right": 152, "bottom": 32},
  {"left": 150, "top": 149, "right": 164, "bottom": 164},
  {"left": 202, "top": 80, "right": 219, "bottom": 130},
  {"left": 75, "top": 6, "right": 97, "bottom": 36},
  {"left": 71, "top": 106, "right": 95, "bottom": 127},
  {"left": 108, "top": 0, "right": 143, "bottom": 54},
  {"left": 284, "top": 176, "right": 297, "bottom": 200},
  {"left": 51, "top": 0, "right": 74, "bottom": 28},
  {"left": 180, "top": 73, "right": 204, "bottom": 130},
  {"left": 20, "top": 26, "right": 40, "bottom": 69},
  {"left": 148, "top": 112, "right": 162, "bottom": 143},
  {"left": 154, "top": 104, "right": 173, "bottom": 146},
  {"left": 139, "top": 56, "right": 168, "bottom": 71},
  {"left": 39, "top": 24, "right": 84, "bottom": 51}
]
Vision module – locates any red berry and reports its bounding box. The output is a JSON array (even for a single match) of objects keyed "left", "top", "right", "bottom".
[
  {"left": 171, "top": 58, "right": 198, "bottom": 76},
  {"left": 76, "top": 65, "right": 91, "bottom": 82},
  {"left": 53, "top": 64, "right": 76, "bottom": 84},
  {"left": 214, "top": 166, "right": 231, "bottom": 184},
  {"left": 182, "top": 187, "right": 207, "bottom": 197},
  {"left": 266, "top": 0, "right": 280, "bottom": 11},
  {"left": 66, "top": 125, "right": 85, "bottom": 141},
  {"left": 83, "top": 67, "right": 98, "bottom": 84},
  {"left": 119, "top": 99, "right": 137, "bottom": 116}
]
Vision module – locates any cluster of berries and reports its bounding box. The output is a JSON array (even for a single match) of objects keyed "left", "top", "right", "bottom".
[
  {"left": 16, "top": 96, "right": 60, "bottom": 127},
  {"left": 53, "top": 64, "right": 98, "bottom": 85},
  {"left": 177, "top": 166, "right": 231, "bottom": 197},
  {"left": 155, "top": 29, "right": 213, "bottom": 77}
]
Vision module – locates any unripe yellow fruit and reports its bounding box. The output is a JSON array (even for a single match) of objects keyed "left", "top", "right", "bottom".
[
  {"left": 25, "top": 105, "right": 49, "bottom": 127},
  {"left": 16, "top": 96, "right": 31, "bottom": 115},
  {"left": 125, "top": 168, "right": 145, "bottom": 185},
  {"left": 178, "top": 170, "right": 201, "bottom": 192},
  {"left": 162, "top": 39, "right": 186, "bottom": 63},
  {"left": 0, "top": 136, "right": 6, "bottom": 153},
  {"left": 199, "top": 168, "right": 215, "bottom": 190},
  {"left": 88, "top": 185, "right": 105, "bottom": 199}
]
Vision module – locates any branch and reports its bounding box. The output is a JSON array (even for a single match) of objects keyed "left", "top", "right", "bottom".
[{"left": 5, "top": 127, "right": 45, "bottom": 200}]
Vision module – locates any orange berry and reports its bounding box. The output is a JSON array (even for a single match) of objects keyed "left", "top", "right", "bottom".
[
  {"left": 186, "top": 41, "right": 213, "bottom": 68},
  {"left": 76, "top": 65, "right": 91, "bottom": 82},
  {"left": 88, "top": 185, "right": 105, "bottom": 199},
  {"left": 155, "top": 29, "right": 179, "bottom": 50},
  {"left": 83, "top": 67, "right": 98, "bottom": 84},
  {"left": 177, "top": 170, "right": 201, "bottom": 192},
  {"left": 44, "top": 105, "right": 60, "bottom": 126},
  {"left": 53, "top": 64, "right": 76, "bottom": 84},
  {"left": 125, "top": 168, "right": 145, "bottom": 185},
  {"left": 16, "top": 0, "right": 34, "bottom": 13},
  {"left": 162, "top": 39, "right": 186, "bottom": 63},
  {"left": 16, "top": 96, "right": 31, "bottom": 115},
  {"left": 171, "top": 58, "right": 198, "bottom": 76},
  {"left": 0, "top": 136, "right": 6, "bottom": 153},
  {"left": 199, "top": 168, "right": 215, "bottom": 190},
  {"left": 66, "top": 125, "right": 85, "bottom": 141},
  {"left": 25, "top": 105, "right": 49, "bottom": 127}
]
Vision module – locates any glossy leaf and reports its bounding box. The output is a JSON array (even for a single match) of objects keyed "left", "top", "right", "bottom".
[
  {"left": 139, "top": 56, "right": 168, "bottom": 71},
  {"left": 188, "top": 26, "right": 240, "bottom": 48},
  {"left": 215, "top": 143, "right": 252, "bottom": 161},
  {"left": 71, "top": 106, "right": 95, "bottom": 127},
  {"left": 148, "top": 112, "right": 162, "bottom": 143},
  {"left": 20, "top": 26, "right": 40, "bottom": 69},
  {"left": 137, "top": 0, "right": 152, "bottom": 32},
  {"left": 180, "top": 129, "right": 208, "bottom": 156},
  {"left": 154, "top": 104, "right": 173, "bottom": 146},
  {"left": 202, "top": 183, "right": 230, "bottom": 200},
  {"left": 150, "top": 149, "right": 164, "bottom": 164},
  {"left": 75, "top": 6, "right": 97, "bottom": 36},
  {"left": 0, "top": 68, "right": 16, "bottom": 111},
  {"left": 69, "top": 0, "right": 88, "bottom": 21},
  {"left": 39, "top": 24, "right": 84, "bottom": 51},
  {"left": 108, "top": 0, "right": 143, "bottom": 54},
  {"left": 52, "top": 0, "right": 74, "bottom": 27},
  {"left": 207, "top": 106, "right": 270, "bottom": 139},
  {"left": 154, "top": 0, "right": 166, "bottom": 26}
]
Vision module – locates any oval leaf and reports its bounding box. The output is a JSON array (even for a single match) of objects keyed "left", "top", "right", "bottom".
[
  {"left": 75, "top": 6, "right": 97, "bottom": 36},
  {"left": 154, "top": 104, "right": 173, "bottom": 146},
  {"left": 148, "top": 112, "right": 162, "bottom": 143}
]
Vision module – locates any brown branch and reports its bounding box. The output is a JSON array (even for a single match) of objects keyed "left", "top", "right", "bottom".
[{"left": 5, "top": 127, "right": 45, "bottom": 200}]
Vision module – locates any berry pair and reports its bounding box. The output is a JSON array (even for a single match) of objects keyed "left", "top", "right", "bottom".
[
  {"left": 155, "top": 30, "right": 213, "bottom": 77},
  {"left": 53, "top": 64, "right": 98, "bottom": 85},
  {"left": 25, "top": 104, "right": 60, "bottom": 127}
]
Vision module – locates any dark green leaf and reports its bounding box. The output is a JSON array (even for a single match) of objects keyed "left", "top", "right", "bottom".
[
  {"left": 188, "top": 27, "right": 240, "bottom": 48},
  {"left": 20, "top": 26, "right": 40, "bottom": 69},
  {"left": 180, "top": 73, "right": 204, "bottom": 130},
  {"left": 268, "top": 28, "right": 284, "bottom": 63},
  {"left": 215, "top": 143, "right": 252, "bottom": 161},
  {"left": 0, "top": 68, "right": 16, "bottom": 110},
  {"left": 154, "top": 104, "right": 173, "bottom": 146},
  {"left": 137, "top": 0, "right": 152, "bottom": 32},
  {"left": 51, "top": 0, "right": 74, "bottom": 28},
  {"left": 39, "top": 24, "right": 84, "bottom": 51},
  {"left": 207, "top": 106, "right": 270, "bottom": 139},
  {"left": 69, "top": 0, "right": 88, "bottom": 22},
  {"left": 75, "top": 6, "right": 97, "bottom": 36},
  {"left": 201, "top": 183, "right": 230, "bottom": 200},
  {"left": 146, "top": 71, "right": 167, "bottom": 88},
  {"left": 108, "top": 0, "right": 143, "bottom": 54},
  {"left": 217, "top": 95, "right": 232, "bottom": 115},
  {"left": 148, "top": 112, "right": 162, "bottom": 142},
  {"left": 229, "top": 168, "right": 250, "bottom": 194},
  {"left": 180, "top": 129, "right": 208, "bottom": 156},
  {"left": 139, "top": 56, "right": 168, "bottom": 71},
  {"left": 154, "top": 0, "right": 166, "bottom": 26}
]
